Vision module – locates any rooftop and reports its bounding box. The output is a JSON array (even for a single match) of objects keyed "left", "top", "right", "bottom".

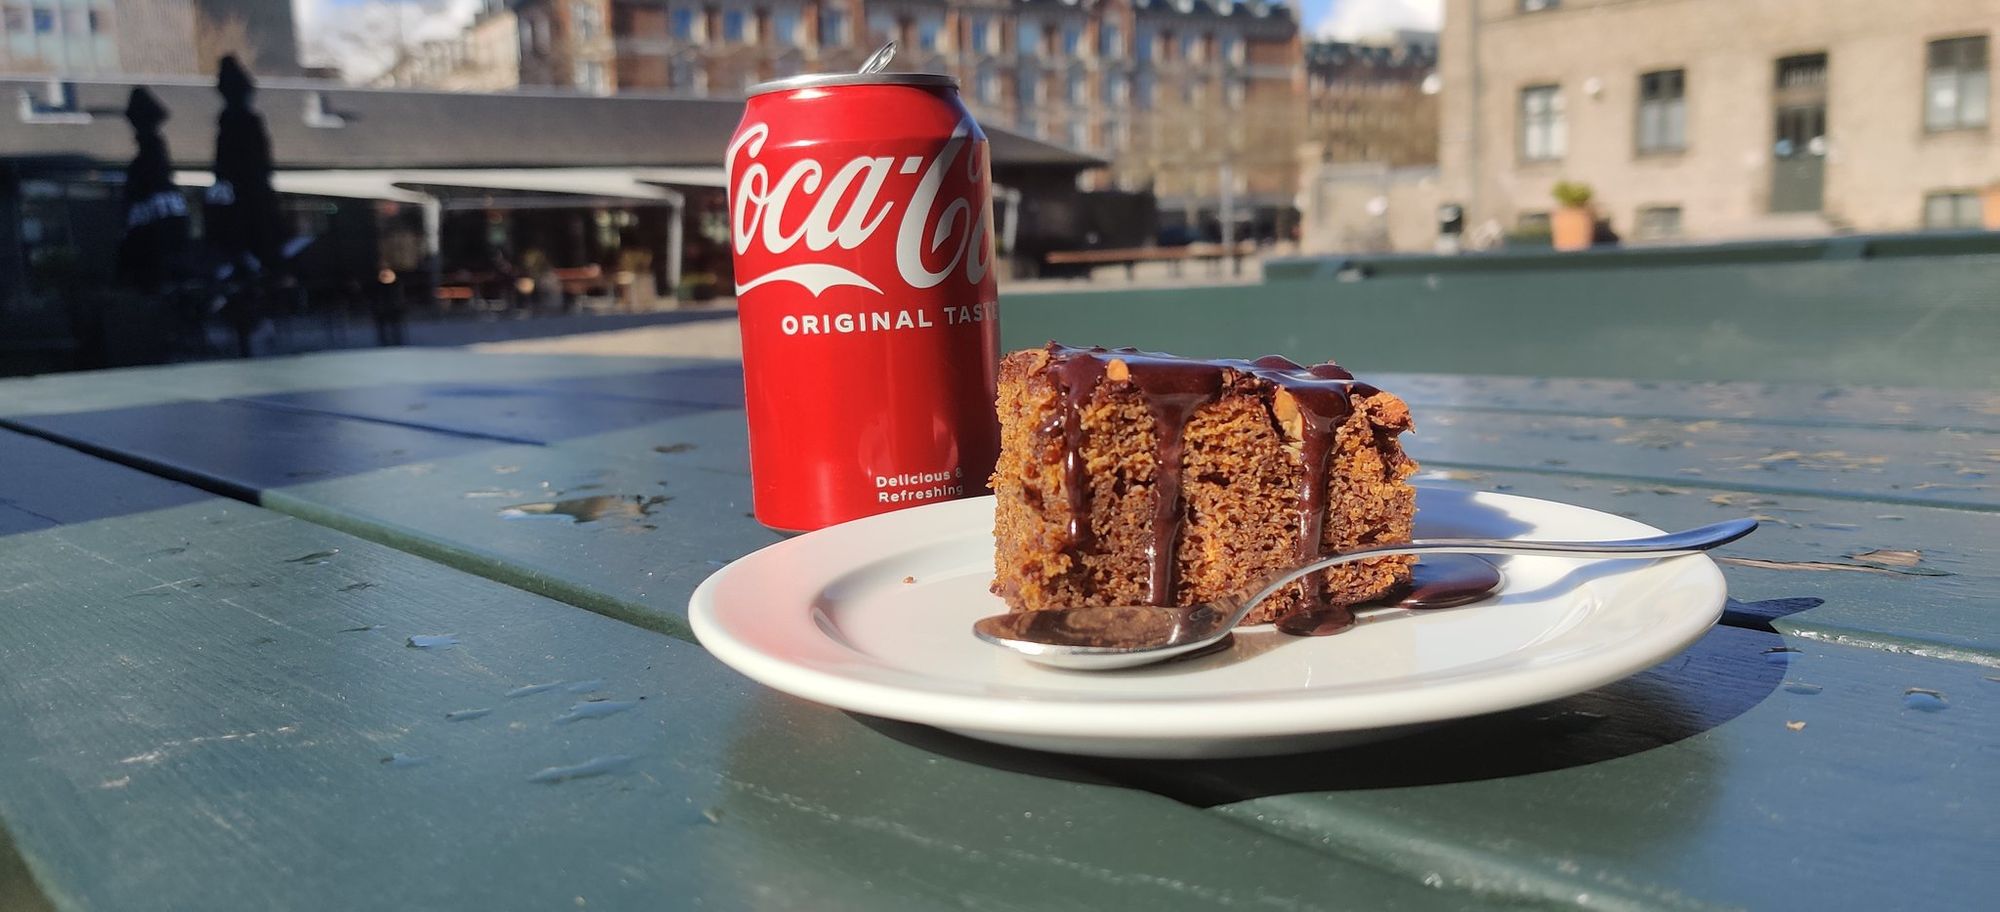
[{"left": 0, "top": 76, "right": 1103, "bottom": 172}]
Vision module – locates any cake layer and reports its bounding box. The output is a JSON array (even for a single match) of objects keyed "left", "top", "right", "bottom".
[{"left": 991, "top": 344, "right": 1417, "bottom": 628}]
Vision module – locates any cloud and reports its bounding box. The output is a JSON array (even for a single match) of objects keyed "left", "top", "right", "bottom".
[
  {"left": 294, "top": 0, "right": 484, "bottom": 82},
  {"left": 1313, "top": 0, "right": 1441, "bottom": 40}
]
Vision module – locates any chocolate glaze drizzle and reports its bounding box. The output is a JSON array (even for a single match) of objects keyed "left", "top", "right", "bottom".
[{"left": 1040, "top": 343, "right": 1384, "bottom": 621}]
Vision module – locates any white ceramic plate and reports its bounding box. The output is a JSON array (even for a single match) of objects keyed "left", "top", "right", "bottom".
[{"left": 689, "top": 488, "right": 1727, "bottom": 758}]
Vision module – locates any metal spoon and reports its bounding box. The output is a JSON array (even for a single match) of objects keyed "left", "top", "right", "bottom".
[{"left": 973, "top": 518, "right": 1758, "bottom": 671}]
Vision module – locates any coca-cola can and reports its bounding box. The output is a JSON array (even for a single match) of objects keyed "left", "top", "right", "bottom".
[{"left": 727, "top": 72, "right": 1001, "bottom": 532}]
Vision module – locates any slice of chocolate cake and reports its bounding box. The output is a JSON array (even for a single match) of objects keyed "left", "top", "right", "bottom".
[{"left": 991, "top": 343, "right": 1417, "bottom": 630}]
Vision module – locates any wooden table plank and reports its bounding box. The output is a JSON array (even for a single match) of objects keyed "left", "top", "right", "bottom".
[
  {"left": 0, "top": 432, "right": 213, "bottom": 536},
  {"left": 229, "top": 362, "right": 744, "bottom": 445},
  {"left": 1373, "top": 372, "right": 2000, "bottom": 434},
  {"left": 1404, "top": 407, "right": 2000, "bottom": 511},
  {"left": 1412, "top": 468, "right": 2000, "bottom": 663},
  {"left": 0, "top": 350, "right": 699, "bottom": 420},
  {"left": 0, "top": 433, "right": 1462, "bottom": 912},
  {"left": 4, "top": 399, "right": 506, "bottom": 499},
  {"left": 1076, "top": 624, "right": 1999, "bottom": 912}
]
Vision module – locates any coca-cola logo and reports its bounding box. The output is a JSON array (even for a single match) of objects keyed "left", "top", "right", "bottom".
[{"left": 727, "top": 120, "right": 993, "bottom": 297}]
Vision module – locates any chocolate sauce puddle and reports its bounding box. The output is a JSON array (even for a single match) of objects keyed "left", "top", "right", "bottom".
[{"left": 1275, "top": 554, "right": 1504, "bottom": 637}]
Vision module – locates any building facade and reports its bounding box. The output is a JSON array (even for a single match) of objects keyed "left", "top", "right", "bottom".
[
  {"left": 1294, "top": 32, "right": 1441, "bottom": 254},
  {"left": 377, "top": 3, "right": 521, "bottom": 91},
  {"left": 511, "top": 0, "right": 1305, "bottom": 237},
  {"left": 1304, "top": 32, "right": 1438, "bottom": 168},
  {"left": 0, "top": 0, "right": 299, "bottom": 77},
  {"left": 1439, "top": 0, "right": 1998, "bottom": 243}
]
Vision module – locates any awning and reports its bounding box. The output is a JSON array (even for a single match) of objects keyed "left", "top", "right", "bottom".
[
  {"left": 632, "top": 167, "right": 728, "bottom": 189},
  {"left": 393, "top": 169, "right": 683, "bottom": 203},
  {"left": 174, "top": 169, "right": 430, "bottom": 204},
  {"left": 176, "top": 168, "right": 687, "bottom": 206}
]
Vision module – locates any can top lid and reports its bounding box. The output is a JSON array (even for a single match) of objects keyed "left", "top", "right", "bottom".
[{"left": 747, "top": 72, "right": 959, "bottom": 96}]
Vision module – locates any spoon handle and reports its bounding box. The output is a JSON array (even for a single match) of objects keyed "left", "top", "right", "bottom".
[{"left": 1227, "top": 518, "right": 1759, "bottom": 630}]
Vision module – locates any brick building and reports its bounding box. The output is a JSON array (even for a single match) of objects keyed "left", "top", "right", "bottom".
[{"left": 511, "top": 0, "right": 1305, "bottom": 237}]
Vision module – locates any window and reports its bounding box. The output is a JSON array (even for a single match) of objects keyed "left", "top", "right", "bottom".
[
  {"left": 866, "top": 11, "right": 893, "bottom": 43},
  {"left": 772, "top": 11, "right": 798, "bottom": 45},
  {"left": 670, "top": 8, "right": 698, "bottom": 40},
  {"left": 1018, "top": 68, "right": 1041, "bottom": 106},
  {"left": 3, "top": 8, "right": 23, "bottom": 33},
  {"left": 1101, "top": 72, "right": 1126, "bottom": 105},
  {"left": 918, "top": 18, "right": 940, "bottom": 52},
  {"left": 1017, "top": 19, "right": 1039, "bottom": 56},
  {"left": 1634, "top": 206, "right": 1682, "bottom": 239},
  {"left": 1135, "top": 71, "right": 1155, "bottom": 110},
  {"left": 976, "top": 63, "right": 998, "bottom": 104},
  {"left": 571, "top": 1, "right": 601, "bottom": 41},
  {"left": 1636, "top": 69, "right": 1686, "bottom": 153},
  {"left": 1226, "top": 78, "right": 1245, "bottom": 110},
  {"left": 970, "top": 17, "right": 990, "bottom": 54},
  {"left": 1222, "top": 33, "right": 1243, "bottom": 65},
  {"left": 1100, "top": 24, "right": 1120, "bottom": 59},
  {"left": 1519, "top": 84, "right": 1565, "bottom": 161},
  {"left": 722, "top": 9, "right": 748, "bottom": 43},
  {"left": 1134, "top": 28, "right": 1154, "bottom": 61},
  {"left": 1062, "top": 22, "right": 1082, "bottom": 57},
  {"left": 1520, "top": 0, "right": 1560, "bottom": 11},
  {"left": 820, "top": 10, "right": 846, "bottom": 45},
  {"left": 1068, "top": 120, "right": 1087, "bottom": 149},
  {"left": 576, "top": 61, "right": 608, "bottom": 93},
  {"left": 1181, "top": 33, "right": 1200, "bottom": 65},
  {"left": 33, "top": 6, "right": 54, "bottom": 32},
  {"left": 1924, "top": 191, "right": 1982, "bottom": 229},
  {"left": 1926, "top": 36, "right": 1989, "bottom": 131},
  {"left": 1067, "top": 66, "right": 1086, "bottom": 105}
]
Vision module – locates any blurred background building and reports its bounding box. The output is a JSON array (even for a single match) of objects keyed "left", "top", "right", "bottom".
[
  {"left": 0, "top": 0, "right": 302, "bottom": 77},
  {"left": 1294, "top": 29, "right": 1441, "bottom": 253},
  {"left": 375, "top": 1, "right": 522, "bottom": 91},
  {"left": 1438, "top": 0, "right": 1997, "bottom": 244},
  {"left": 505, "top": 0, "right": 1304, "bottom": 241}
]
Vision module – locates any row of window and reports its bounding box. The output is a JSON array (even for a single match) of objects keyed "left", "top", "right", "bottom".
[
  {"left": 649, "top": 6, "right": 1247, "bottom": 65},
  {"left": 0, "top": 4, "right": 107, "bottom": 37},
  {"left": 1517, "top": 36, "right": 1989, "bottom": 162},
  {"left": 1516, "top": 190, "right": 1987, "bottom": 238},
  {"left": 989, "top": 69, "right": 1248, "bottom": 110}
]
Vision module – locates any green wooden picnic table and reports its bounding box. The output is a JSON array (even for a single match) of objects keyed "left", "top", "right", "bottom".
[{"left": 1, "top": 342, "right": 1994, "bottom": 911}]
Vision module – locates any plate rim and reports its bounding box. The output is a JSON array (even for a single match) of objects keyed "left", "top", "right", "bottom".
[{"left": 689, "top": 489, "right": 1727, "bottom": 742}]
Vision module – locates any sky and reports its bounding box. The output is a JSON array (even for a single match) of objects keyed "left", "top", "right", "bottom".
[{"left": 292, "top": 0, "right": 1442, "bottom": 82}]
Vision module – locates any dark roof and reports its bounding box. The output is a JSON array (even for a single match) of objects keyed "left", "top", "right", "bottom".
[{"left": 0, "top": 77, "right": 1104, "bottom": 172}]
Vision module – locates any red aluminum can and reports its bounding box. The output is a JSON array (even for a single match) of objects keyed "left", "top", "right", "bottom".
[{"left": 727, "top": 72, "right": 1001, "bottom": 532}]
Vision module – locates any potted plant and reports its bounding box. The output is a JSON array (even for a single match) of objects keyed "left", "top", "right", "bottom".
[
  {"left": 1550, "top": 180, "right": 1596, "bottom": 251},
  {"left": 1982, "top": 180, "right": 2000, "bottom": 232}
]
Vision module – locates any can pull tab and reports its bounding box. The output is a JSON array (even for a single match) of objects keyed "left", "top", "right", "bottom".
[{"left": 859, "top": 41, "right": 897, "bottom": 75}]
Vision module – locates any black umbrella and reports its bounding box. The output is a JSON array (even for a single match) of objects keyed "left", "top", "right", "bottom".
[{"left": 117, "top": 87, "right": 190, "bottom": 290}]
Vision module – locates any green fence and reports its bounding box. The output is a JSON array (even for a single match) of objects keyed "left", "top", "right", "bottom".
[{"left": 1001, "top": 234, "right": 2000, "bottom": 389}]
